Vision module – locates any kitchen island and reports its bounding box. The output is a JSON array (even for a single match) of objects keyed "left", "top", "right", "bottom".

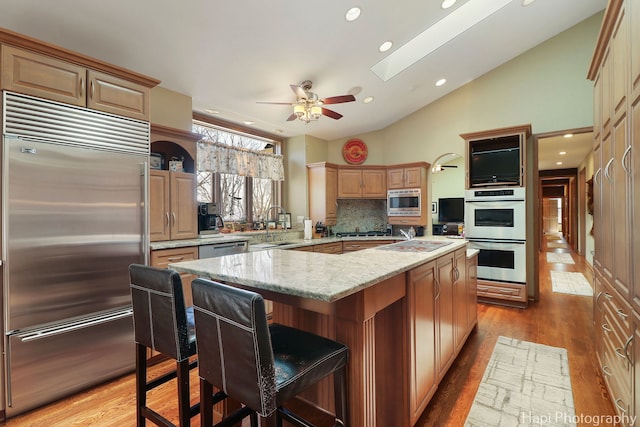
[{"left": 170, "top": 237, "right": 476, "bottom": 426}]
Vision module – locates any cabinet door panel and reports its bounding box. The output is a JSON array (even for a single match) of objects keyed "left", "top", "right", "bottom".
[
  {"left": 408, "top": 261, "right": 436, "bottom": 424},
  {"left": 387, "top": 168, "right": 405, "bottom": 189},
  {"left": 170, "top": 172, "right": 198, "bottom": 240},
  {"left": 361, "top": 169, "right": 386, "bottom": 198},
  {"left": 149, "top": 170, "right": 170, "bottom": 242},
  {"left": 337, "top": 169, "right": 363, "bottom": 198},
  {"left": 88, "top": 70, "right": 149, "bottom": 120},
  {"left": 1, "top": 45, "right": 85, "bottom": 106}
]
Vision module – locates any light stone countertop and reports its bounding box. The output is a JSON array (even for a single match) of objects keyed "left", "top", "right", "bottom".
[
  {"left": 150, "top": 234, "right": 251, "bottom": 250},
  {"left": 169, "top": 236, "right": 467, "bottom": 303}
]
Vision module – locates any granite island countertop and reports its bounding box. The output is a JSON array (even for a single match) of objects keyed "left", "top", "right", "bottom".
[{"left": 169, "top": 236, "right": 467, "bottom": 303}]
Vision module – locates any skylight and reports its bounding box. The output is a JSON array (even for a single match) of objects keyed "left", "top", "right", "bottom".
[{"left": 370, "top": 0, "right": 514, "bottom": 82}]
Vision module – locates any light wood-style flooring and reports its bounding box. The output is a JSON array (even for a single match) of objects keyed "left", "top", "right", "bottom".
[{"left": 0, "top": 233, "right": 615, "bottom": 426}]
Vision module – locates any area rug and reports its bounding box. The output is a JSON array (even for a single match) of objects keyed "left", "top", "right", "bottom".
[
  {"left": 546, "top": 252, "right": 575, "bottom": 264},
  {"left": 550, "top": 271, "right": 593, "bottom": 296},
  {"left": 465, "top": 336, "right": 576, "bottom": 427},
  {"left": 547, "top": 242, "right": 567, "bottom": 248}
]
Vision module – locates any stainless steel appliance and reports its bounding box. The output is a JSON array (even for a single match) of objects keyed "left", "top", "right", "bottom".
[
  {"left": 465, "top": 187, "right": 526, "bottom": 284},
  {"left": 464, "top": 187, "right": 526, "bottom": 240},
  {"left": 198, "top": 202, "right": 224, "bottom": 235},
  {"left": 387, "top": 188, "right": 421, "bottom": 216},
  {"left": 2, "top": 92, "right": 148, "bottom": 416},
  {"left": 465, "top": 238, "right": 527, "bottom": 283}
]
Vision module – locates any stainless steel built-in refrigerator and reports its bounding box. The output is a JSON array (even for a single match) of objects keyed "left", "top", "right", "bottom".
[{"left": 1, "top": 92, "right": 148, "bottom": 416}]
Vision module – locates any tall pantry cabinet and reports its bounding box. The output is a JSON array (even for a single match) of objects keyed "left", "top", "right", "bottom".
[{"left": 589, "top": 0, "right": 640, "bottom": 422}]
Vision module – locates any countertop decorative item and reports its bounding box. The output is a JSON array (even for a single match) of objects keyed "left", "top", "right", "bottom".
[{"left": 342, "top": 138, "right": 367, "bottom": 164}]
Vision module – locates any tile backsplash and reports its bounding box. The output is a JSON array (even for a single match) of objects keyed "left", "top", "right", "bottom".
[{"left": 333, "top": 199, "right": 387, "bottom": 233}]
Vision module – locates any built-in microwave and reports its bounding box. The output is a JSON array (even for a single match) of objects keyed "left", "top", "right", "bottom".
[{"left": 387, "top": 188, "right": 421, "bottom": 216}]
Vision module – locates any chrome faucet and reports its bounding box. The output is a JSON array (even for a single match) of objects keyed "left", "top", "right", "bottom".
[
  {"left": 400, "top": 227, "right": 416, "bottom": 241},
  {"left": 265, "top": 205, "right": 286, "bottom": 242}
]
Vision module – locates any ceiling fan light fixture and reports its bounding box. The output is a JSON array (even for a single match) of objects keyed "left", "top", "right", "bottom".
[
  {"left": 293, "top": 104, "right": 306, "bottom": 117},
  {"left": 310, "top": 105, "right": 322, "bottom": 119}
]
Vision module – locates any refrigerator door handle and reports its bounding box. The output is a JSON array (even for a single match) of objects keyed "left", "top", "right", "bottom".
[{"left": 17, "top": 310, "right": 132, "bottom": 343}]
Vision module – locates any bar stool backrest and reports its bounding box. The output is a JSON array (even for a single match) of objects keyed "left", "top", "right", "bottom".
[
  {"left": 129, "top": 264, "right": 193, "bottom": 362},
  {"left": 191, "top": 278, "right": 277, "bottom": 417}
]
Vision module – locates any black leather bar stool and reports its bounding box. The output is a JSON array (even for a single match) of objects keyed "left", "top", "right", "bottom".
[
  {"left": 191, "top": 278, "right": 349, "bottom": 427},
  {"left": 129, "top": 264, "right": 225, "bottom": 427}
]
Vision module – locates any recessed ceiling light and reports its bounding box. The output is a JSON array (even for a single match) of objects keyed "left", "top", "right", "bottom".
[
  {"left": 379, "top": 41, "right": 393, "bottom": 52},
  {"left": 563, "top": 133, "right": 573, "bottom": 138},
  {"left": 559, "top": 151, "right": 567, "bottom": 155},
  {"left": 522, "top": 0, "right": 536, "bottom": 5},
  {"left": 243, "top": 121, "right": 254, "bottom": 125},
  {"left": 345, "top": 7, "right": 361, "bottom": 22},
  {"left": 556, "top": 161, "right": 563, "bottom": 165},
  {"left": 442, "top": 0, "right": 457, "bottom": 9},
  {"left": 435, "top": 78, "right": 447, "bottom": 87},
  {"left": 273, "top": 129, "right": 283, "bottom": 133},
  {"left": 371, "top": 0, "right": 513, "bottom": 82},
  {"left": 363, "top": 96, "right": 374, "bottom": 104},
  {"left": 205, "top": 109, "right": 220, "bottom": 114}
]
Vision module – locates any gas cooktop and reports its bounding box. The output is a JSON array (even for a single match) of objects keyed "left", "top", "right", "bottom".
[{"left": 335, "top": 231, "right": 391, "bottom": 237}]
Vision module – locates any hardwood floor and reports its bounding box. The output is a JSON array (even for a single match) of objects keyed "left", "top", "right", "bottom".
[{"left": 0, "top": 234, "right": 615, "bottom": 426}]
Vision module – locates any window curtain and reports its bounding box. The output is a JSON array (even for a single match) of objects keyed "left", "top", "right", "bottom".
[{"left": 197, "top": 140, "right": 284, "bottom": 181}]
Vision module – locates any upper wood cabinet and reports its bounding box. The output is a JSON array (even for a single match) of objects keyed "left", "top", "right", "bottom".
[
  {"left": 461, "top": 124, "right": 530, "bottom": 189},
  {"left": 337, "top": 167, "right": 386, "bottom": 198},
  {"left": 387, "top": 166, "right": 425, "bottom": 189},
  {"left": 149, "top": 170, "right": 198, "bottom": 242},
  {"left": 0, "top": 28, "right": 158, "bottom": 120},
  {"left": 307, "top": 162, "right": 338, "bottom": 226}
]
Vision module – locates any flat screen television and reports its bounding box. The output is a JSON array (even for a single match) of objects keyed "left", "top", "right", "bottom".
[
  {"left": 469, "top": 135, "right": 521, "bottom": 187},
  {"left": 438, "top": 197, "right": 465, "bottom": 223}
]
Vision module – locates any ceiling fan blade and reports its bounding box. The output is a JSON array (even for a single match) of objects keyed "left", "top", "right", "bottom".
[
  {"left": 440, "top": 165, "right": 458, "bottom": 168},
  {"left": 256, "top": 101, "right": 293, "bottom": 105},
  {"left": 322, "top": 94, "right": 356, "bottom": 105},
  {"left": 321, "top": 108, "right": 343, "bottom": 120},
  {"left": 286, "top": 113, "right": 297, "bottom": 121},
  {"left": 290, "top": 84, "right": 307, "bottom": 100}
]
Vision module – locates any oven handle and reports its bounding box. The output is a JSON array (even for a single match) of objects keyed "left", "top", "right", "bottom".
[
  {"left": 466, "top": 238, "right": 526, "bottom": 244},
  {"left": 465, "top": 199, "right": 525, "bottom": 203}
]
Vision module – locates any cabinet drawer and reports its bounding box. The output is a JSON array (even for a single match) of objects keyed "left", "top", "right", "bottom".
[
  {"left": 476, "top": 280, "right": 527, "bottom": 302},
  {"left": 151, "top": 246, "right": 198, "bottom": 267}
]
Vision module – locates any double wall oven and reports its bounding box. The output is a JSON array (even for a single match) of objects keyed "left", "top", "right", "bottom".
[{"left": 465, "top": 187, "right": 526, "bottom": 284}]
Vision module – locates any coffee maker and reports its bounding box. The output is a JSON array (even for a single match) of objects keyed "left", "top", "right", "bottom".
[{"left": 198, "top": 202, "right": 224, "bottom": 234}]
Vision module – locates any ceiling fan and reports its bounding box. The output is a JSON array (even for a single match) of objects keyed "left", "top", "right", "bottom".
[{"left": 257, "top": 80, "right": 356, "bottom": 123}]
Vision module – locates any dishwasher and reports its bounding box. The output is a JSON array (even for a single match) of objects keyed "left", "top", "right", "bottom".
[{"left": 199, "top": 241, "right": 248, "bottom": 258}]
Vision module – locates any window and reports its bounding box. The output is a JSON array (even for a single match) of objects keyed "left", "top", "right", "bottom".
[{"left": 193, "top": 118, "right": 283, "bottom": 225}]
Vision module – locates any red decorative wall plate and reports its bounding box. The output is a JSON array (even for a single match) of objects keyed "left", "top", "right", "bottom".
[{"left": 342, "top": 139, "right": 368, "bottom": 164}]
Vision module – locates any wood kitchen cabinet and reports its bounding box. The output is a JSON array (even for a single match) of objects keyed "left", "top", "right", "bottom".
[
  {"left": 407, "top": 260, "right": 437, "bottom": 425},
  {"left": 387, "top": 165, "right": 425, "bottom": 189},
  {"left": 307, "top": 162, "right": 338, "bottom": 226},
  {"left": 337, "top": 167, "right": 386, "bottom": 198},
  {"left": 342, "top": 240, "right": 395, "bottom": 252},
  {"left": 587, "top": 1, "right": 640, "bottom": 419},
  {"left": 313, "top": 241, "right": 343, "bottom": 254},
  {"left": 150, "top": 246, "right": 198, "bottom": 307},
  {"left": 149, "top": 170, "right": 198, "bottom": 242},
  {"left": 452, "top": 248, "right": 469, "bottom": 353},
  {"left": 435, "top": 251, "right": 455, "bottom": 381},
  {"left": 0, "top": 43, "right": 154, "bottom": 120},
  {"left": 149, "top": 245, "right": 198, "bottom": 359}
]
